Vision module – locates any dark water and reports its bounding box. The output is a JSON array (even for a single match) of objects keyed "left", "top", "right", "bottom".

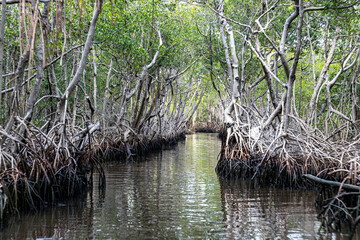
[{"left": 0, "top": 133, "right": 355, "bottom": 239}]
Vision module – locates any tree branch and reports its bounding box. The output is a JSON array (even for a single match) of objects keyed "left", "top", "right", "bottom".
[{"left": 303, "top": 174, "right": 360, "bottom": 191}]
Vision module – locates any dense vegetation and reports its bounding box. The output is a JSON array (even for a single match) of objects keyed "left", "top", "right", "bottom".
[
  {"left": 0, "top": 0, "right": 215, "bottom": 219},
  {"left": 0, "top": 0, "right": 359, "bottom": 234},
  {"left": 214, "top": 0, "right": 360, "bottom": 232}
]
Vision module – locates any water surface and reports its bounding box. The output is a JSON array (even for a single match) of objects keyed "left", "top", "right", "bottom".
[{"left": 0, "top": 133, "right": 352, "bottom": 239}]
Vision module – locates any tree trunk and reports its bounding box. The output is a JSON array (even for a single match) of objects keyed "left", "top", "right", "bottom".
[
  {"left": 307, "top": 27, "right": 340, "bottom": 125},
  {"left": 71, "top": 86, "right": 78, "bottom": 130},
  {"left": 351, "top": 59, "right": 360, "bottom": 132},
  {"left": 23, "top": 0, "right": 49, "bottom": 124},
  {"left": 102, "top": 59, "right": 112, "bottom": 129},
  {"left": 58, "top": 0, "right": 103, "bottom": 123},
  {"left": 283, "top": 0, "right": 303, "bottom": 133},
  {"left": 219, "top": 0, "right": 240, "bottom": 126},
  {"left": 92, "top": 49, "right": 97, "bottom": 121},
  {"left": 0, "top": 0, "right": 6, "bottom": 122},
  {"left": 3, "top": 48, "right": 9, "bottom": 122},
  {"left": 126, "top": 27, "right": 162, "bottom": 101},
  {"left": 218, "top": 2, "right": 232, "bottom": 85},
  {"left": 208, "top": 24, "right": 225, "bottom": 110}
]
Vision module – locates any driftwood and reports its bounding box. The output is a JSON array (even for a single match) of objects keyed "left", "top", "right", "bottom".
[{"left": 302, "top": 174, "right": 360, "bottom": 191}]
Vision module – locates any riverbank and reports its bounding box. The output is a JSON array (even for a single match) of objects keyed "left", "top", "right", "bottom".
[
  {"left": 188, "top": 123, "right": 221, "bottom": 133},
  {"left": 0, "top": 130, "right": 186, "bottom": 224},
  {"left": 95, "top": 132, "right": 186, "bottom": 162},
  {"left": 1, "top": 133, "right": 338, "bottom": 240},
  {"left": 216, "top": 125, "right": 360, "bottom": 234}
]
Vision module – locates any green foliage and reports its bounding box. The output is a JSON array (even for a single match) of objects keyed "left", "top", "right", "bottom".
[{"left": 2, "top": 0, "right": 360, "bottom": 131}]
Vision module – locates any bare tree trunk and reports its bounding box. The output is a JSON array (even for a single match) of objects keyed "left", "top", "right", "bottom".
[
  {"left": 12, "top": 51, "right": 30, "bottom": 116},
  {"left": 52, "top": 64, "right": 60, "bottom": 96},
  {"left": 351, "top": 59, "right": 360, "bottom": 133},
  {"left": 208, "top": 24, "right": 225, "bottom": 110},
  {"left": 23, "top": 33, "right": 44, "bottom": 123},
  {"left": 92, "top": 49, "right": 97, "bottom": 121},
  {"left": 305, "top": 13, "right": 316, "bottom": 85},
  {"left": 274, "top": 55, "right": 279, "bottom": 100},
  {"left": 10, "top": 0, "right": 38, "bottom": 119},
  {"left": 0, "top": 0, "right": 6, "bottom": 122},
  {"left": 240, "top": 40, "right": 248, "bottom": 102},
  {"left": 102, "top": 58, "right": 112, "bottom": 129},
  {"left": 298, "top": 73, "right": 303, "bottom": 115},
  {"left": 116, "top": 77, "right": 128, "bottom": 126},
  {"left": 126, "top": 27, "right": 162, "bottom": 101},
  {"left": 58, "top": 0, "right": 103, "bottom": 123},
  {"left": 218, "top": 0, "right": 240, "bottom": 126},
  {"left": 185, "top": 88, "right": 205, "bottom": 125},
  {"left": 23, "top": 1, "right": 49, "bottom": 124},
  {"left": 226, "top": 24, "right": 240, "bottom": 100},
  {"left": 3, "top": 48, "right": 9, "bottom": 121},
  {"left": 283, "top": 0, "right": 303, "bottom": 133},
  {"left": 218, "top": 3, "right": 232, "bottom": 85},
  {"left": 192, "top": 110, "right": 197, "bottom": 126},
  {"left": 137, "top": 74, "right": 163, "bottom": 132},
  {"left": 323, "top": 48, "right": 358, "bottom": 136},
  {"left": 307, "top": 27, "right": 340, "bottom": 124},
  {"left": 131, "top": 79, "right": 144, "bottom": 128},
  {"left": 132, "top": 76, "right": 150, "bottom": 131},
  {"left": 71, "top": 86, "right": 78, "bottom": 130}
]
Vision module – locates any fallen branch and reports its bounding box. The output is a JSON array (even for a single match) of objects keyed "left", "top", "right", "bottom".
[
  {"left": 302, "top": 174, "right": 360, "bottom": 191},
  {"left": 72, "top": 122, "right": 100, "bottom": 139}
]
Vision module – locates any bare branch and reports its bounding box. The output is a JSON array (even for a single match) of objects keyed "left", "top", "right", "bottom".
[{"left": 304, "top": 0, "right": 360, "bottom": 12}]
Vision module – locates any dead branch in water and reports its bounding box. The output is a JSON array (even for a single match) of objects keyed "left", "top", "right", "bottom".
[{"left": 302, "top": 174, "right": 360, "bottom": 191}]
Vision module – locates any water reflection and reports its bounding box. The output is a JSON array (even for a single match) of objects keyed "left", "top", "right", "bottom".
[
  {"left": 219, "top": 179, "right": 320, "bottom": 239},
  {"left": 0, "top": 133, "right": 351, "bottom": 239}
]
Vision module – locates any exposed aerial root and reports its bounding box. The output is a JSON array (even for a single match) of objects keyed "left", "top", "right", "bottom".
[
  {"left": 188, "top": 123, "right": 222, "bottom": 133},
  {"left": 0, "top": 121, "right": 187, "bottom": 223},
  {"left": 0, "top": 121, "right": 107, "bottom": 222},
  {"left": 93, "top": 131, "right": 186, "bottom": 162},
  {"left": 217, "top": 111, "right": 360, "bottom": 232},
  {"left": 315, "top": 188, "right": 360, "bottom": 234}
]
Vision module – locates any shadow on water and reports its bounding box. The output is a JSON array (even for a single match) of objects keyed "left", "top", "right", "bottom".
[
  {"left": 0, "top": 133, "right": 357, "bottom": 239},
  {"left": 219, "top": 178, "right": 317, "bottom": 239}
]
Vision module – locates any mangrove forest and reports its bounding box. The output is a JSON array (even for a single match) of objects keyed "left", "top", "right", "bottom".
[{"left": 0, "top": 0, "right": 360, "bottom": 238}]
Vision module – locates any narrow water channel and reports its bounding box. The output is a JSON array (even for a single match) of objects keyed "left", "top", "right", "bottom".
[{"left": 0, "top": 133, "right": 350, "bottom": 239}]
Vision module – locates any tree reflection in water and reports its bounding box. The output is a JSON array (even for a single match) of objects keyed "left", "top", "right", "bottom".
[
  {"left": 0, "top": 134, "right": 353, "bottom": 239},
  {"left": 219, "top": 178, "right": 320, "bottom": 239}
]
